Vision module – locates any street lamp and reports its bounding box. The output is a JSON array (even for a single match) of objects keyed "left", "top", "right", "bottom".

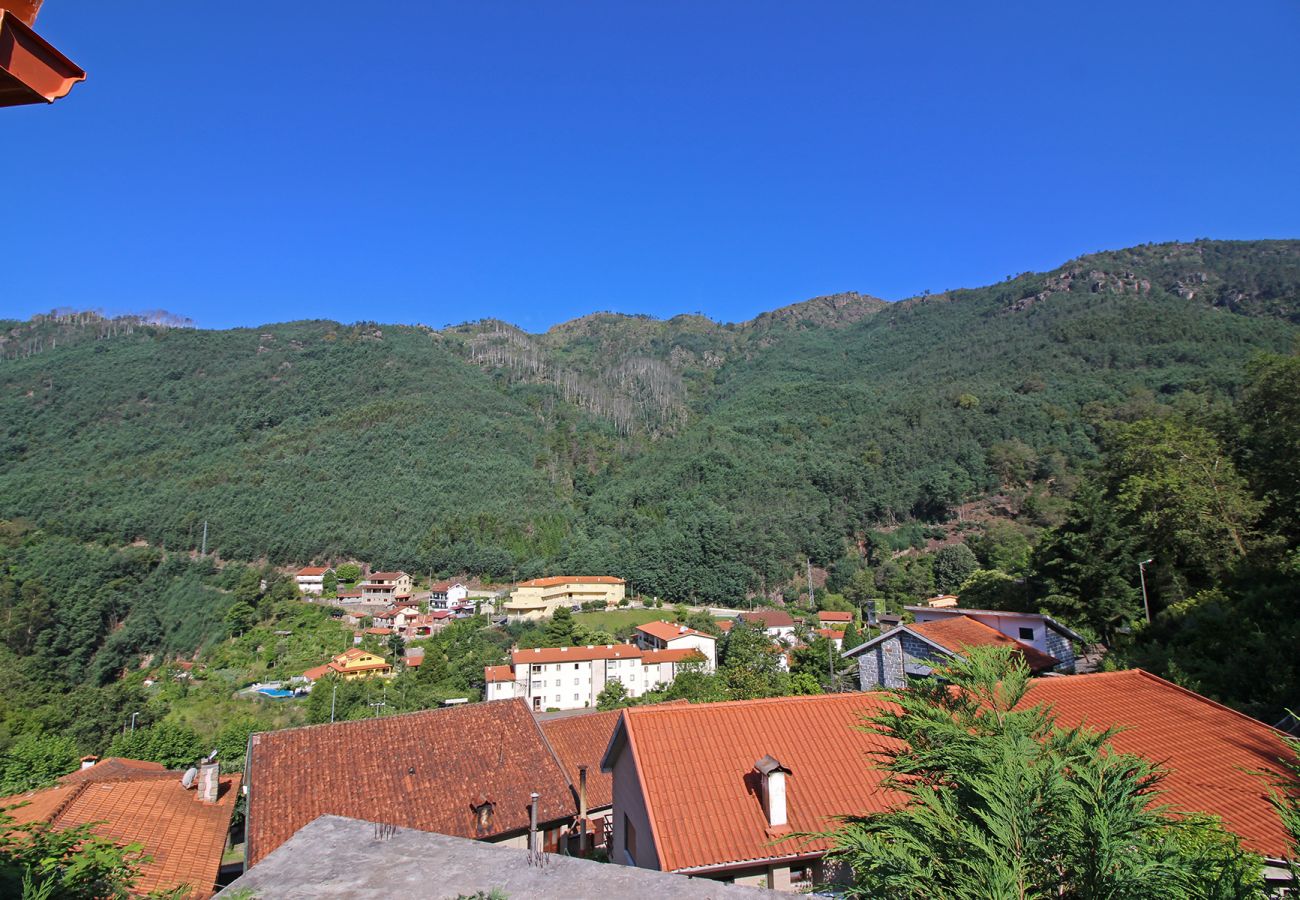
[
  {"left": 1138, "top": 559, "right": 1154, "bottom": 624},
  {"left": 129, "top": 712, "right": 140, "bottom": 734}
]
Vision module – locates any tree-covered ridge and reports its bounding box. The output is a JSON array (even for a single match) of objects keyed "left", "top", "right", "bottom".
[{"left": 0, "top": 240, "right": 1296, "bottom": 599}]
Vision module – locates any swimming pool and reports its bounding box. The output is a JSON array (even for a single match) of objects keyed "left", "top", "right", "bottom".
[{"left": 257, "top": 688, "right": 295, "bottom": 698}]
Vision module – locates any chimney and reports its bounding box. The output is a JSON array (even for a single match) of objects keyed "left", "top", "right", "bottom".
[
  {"left": 754, "top": 755, "right": 792, "bottom": 831},
  {"left": 80, "top": 755, "right": 98, "bottom": 770},
  {"left": 196, "top": 761, "right": 220, "bottom": 804},
  {"left": 528, "top": 791, "right": 540, "bottom": 851},
  {"left": 578, "top": 764, "right": 590, "bottom": 854}
]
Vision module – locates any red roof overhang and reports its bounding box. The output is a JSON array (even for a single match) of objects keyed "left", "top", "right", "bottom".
[{"left": 0, "top": 8, "right": 85, "bottom": 107}]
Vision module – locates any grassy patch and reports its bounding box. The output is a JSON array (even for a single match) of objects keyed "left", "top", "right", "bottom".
[{"left": 573, "top": 608, "right": 668, "bottom": 632}]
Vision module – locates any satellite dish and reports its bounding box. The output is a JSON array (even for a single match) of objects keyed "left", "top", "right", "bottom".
[{"left": 181, "top": 767, "right": 198, "bottom": 789}]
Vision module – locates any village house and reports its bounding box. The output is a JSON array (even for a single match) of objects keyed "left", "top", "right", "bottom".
[
  {"left": 600, "top": 671, "right": 1296, "bottom": 891},
  {"left": 301, "top": 648, "right": 391, "bottom": 682},
  {"left": 921, "top": 593, "right": 960, "bottom": 608},
  {"left": 371, "top": 604, "right": 420, "bottom": 630},
  {"left": 736, "top": 609, "right": 796, "bottom": 642},
  {"left": 294, "top": 565, "right": 332, "bottom": 596},
  {"left": 242, "top": 699, "right": 587, "bottom": 868},
  {"left": 815, "top": 610, "right": 853, "bottom": 628},
  {"left": 485, "top": 643, "right": 704, "bottom": 711},
  {"left": 814, "top": 628, "right": 844, "bottom": 650},
  {"left": 904, "top": 605, "right": 1083, "bottom": 671},
  {"left": 537, "top": 708, "right": 623, "bottom": 852},
  {"left": 358, "top": 571, "right": 413, "bottom": 605},
  {"left": 1, "top": 756, "right": 240, "bottom": 899},
  {"left": 402, "top": 609, "right": 453, "bottom": 638},
  {"left": 501, "top": 576, "right": 626, "bottom": 620},
  {"left": 634, "top": 620, "right": 718, "bottom": 669},
  {"left": 844, "top": 614, "right": 1061, "bottom": 690},
  {"left": 429, "top": 580, "right": 469, "bottom": 609}
]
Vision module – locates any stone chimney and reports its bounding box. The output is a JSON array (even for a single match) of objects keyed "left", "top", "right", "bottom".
[
  {"left": 196, "top": 761, "right": 220, "bottom": 804},
  {"left": 79, "top": 755, "right": 98, "bottom": 770},
  {"left": 754, "top": 755, "right": 792, "bottom": 831}
]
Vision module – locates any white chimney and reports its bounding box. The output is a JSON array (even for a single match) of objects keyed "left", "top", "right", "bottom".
[
  {"left": 755, "top": 755, "right": 791, "bottom": 829},
  {"left": 196, "top": 762, "right": 220, "bottom": 804},
  {"left": 80, "top": 756, "right": 98, "bottom": 770}
]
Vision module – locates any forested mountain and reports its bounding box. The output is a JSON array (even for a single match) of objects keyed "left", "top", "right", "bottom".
[{"left": 2, "top": 240, "right": 1297, "bottom": 600}]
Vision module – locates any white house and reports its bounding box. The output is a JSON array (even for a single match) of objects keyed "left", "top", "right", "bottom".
[
  {"left": 903, "top": 605, "right": 1082, "bottom": 671},
  {"left": 295, "top": 566, "right": 332, "bottom": 596},
  {"left": 485, "top": 643, "right": 704, "bottom": 712},
  {"left": 429, "top": 581, "right": 469, "bottom": 609},
  {"left": 737, "top": 609, "right": 797, "bottom": 643},
  {"left": 633, "top": 621, "right": 717, "bottom": 670}
]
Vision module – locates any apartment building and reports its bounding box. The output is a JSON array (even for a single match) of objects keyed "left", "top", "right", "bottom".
[
  {"left": 501, "top": 576, "right": 625, "bottom": 620},
  {"left": 485, "top": 643, "right": 703, "bottom": 711}
]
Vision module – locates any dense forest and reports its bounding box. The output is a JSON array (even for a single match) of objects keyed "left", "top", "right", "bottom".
[{"left": 0, "top": 238, "right": 1298, "bottom": 739}]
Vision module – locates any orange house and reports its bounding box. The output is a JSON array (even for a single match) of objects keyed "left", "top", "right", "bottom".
[{"left": 302, "top": 648, "right": 391, "bottom": 681}]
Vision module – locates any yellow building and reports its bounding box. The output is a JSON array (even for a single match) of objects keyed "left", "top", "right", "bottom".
[
  {"left": 303, "top": 648, "right": 391, "bottom": 681},
  {"left": 501, "top": 576, "right": 626, "bottom": 620}
]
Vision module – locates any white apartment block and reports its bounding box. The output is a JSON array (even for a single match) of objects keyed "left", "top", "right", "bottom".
[{"left": 485, "top": 643, "right": 704, "bottom": 712}]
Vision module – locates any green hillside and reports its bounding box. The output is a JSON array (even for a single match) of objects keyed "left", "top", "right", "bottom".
[{"left": 1, "top": 240, "right": 1297, "bottom": 602}]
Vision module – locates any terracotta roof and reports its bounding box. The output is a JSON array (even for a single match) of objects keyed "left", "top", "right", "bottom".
[
  {"left": 58, "top": 756, "right": 166, "bottom": 784},
  {"left": 368, "top": 571, "right": 407, "bottom": 581},
  {"left": 817, "top": 611, "right": 853, "bottom": 623},
  {"left": 302, "top": 664, "right": 331, "bottom": 681},
  {"left": 297, "top": 566, "right": 330, "bottom": 577},
  {"left": 910, "top": 617, "right": 1058, "bottom": 672},
  {"left": 2, "top": 766, "right": 239, "bottom": 899},
  {"left": 1024, "top": 671, "right": 1293, "bottom": 859},
  {"left": 636, "top": 620, "right": 715, "bottom": 642},
  {"left": 716, "top": 619, "right": 734, "bottom": 632},
  {"left": 335, "top": 590, "right": 363, "bottom": 598},
  {"left": 539, "top": 709, "right": 622, "bottom": 811},
  {"left": 605, "top": 693, "right": 902, "bottom": 873},
  {"left": 815, "top": 628, "right": 844, "bottom": 642},
  {"left": 738, "top": 609, "right": 795, "bottom": 628},
  {"left": 605, "top": 670, "right": 1296, "bottom": 874},
  {"left": 365, "top": 627, "right": 394, "bottom": 636},
  {"left": 641, "top": 648, "right": 706, "bottom": 665},
  {"left": 404, "top": 655, "right": 423, "bottom": 667},
  {"left": 512, "top": 644, "right": 642, "bottom": 664},
  {"left": 515, "top": 576, "right": 624, "bottom": 588},
  {"left": 245, "top": 699, "right": 576, "bottom": 866},
  {"left": 430, "top": 581, "right": 466, "bottom": 592},
  {"left": 905, "top": 605, "right": 1085, "bottom": 643},
  {"left": 485, "top": 664, "right": 515, "bottom": 683}
]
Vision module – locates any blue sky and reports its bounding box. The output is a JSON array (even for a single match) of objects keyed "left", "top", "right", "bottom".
[{"left": 5, "top": 1, "right": 1298, "bottom": 331}]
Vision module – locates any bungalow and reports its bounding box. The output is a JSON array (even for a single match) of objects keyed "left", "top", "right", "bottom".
[
  {"left": 301, "top": 648, "right": 392, "bottom": 682},
  {"left": 430, "top": 580, "right": 469, "bottom": 609},
  {"left": 242, "top": 699, "right": 587, "bottom": 867},
  {"left": 600, "top": 671, "right": 1296, "bottom": 891},
  {"left": 815, "top": 611, "right": 853, "bottom": 628},
  {"left": 737, "top": 609, "right": 796, "bottom": 642},
  {"left": 634, "top": 620, "right": 718, "bottom": 670},
  {"left": 295, "top": 566, "right": 332, "bottom": 596},
  {"left": 844, "top": 615, "right": 1059, "bottom": 690},
  {"left": 903, "top": 605, "right": 1083, "bottom": 671},
  {"left": 1, "top": 757, "right": 240, "bottom": 898}
]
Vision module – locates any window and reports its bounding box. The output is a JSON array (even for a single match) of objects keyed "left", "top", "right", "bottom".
[
  {"left": 574, "top": 663, "right": 580, "bottom": 669},
  {"left": 624, "top": 814, "right": 637, "bottom": 866},
  {"left": 574, "top": 693, "right": 580, "bottom": 701},
  {"left": 1018, "top": 627, "right": 1034, "bottom": 640},
  {"left": 531, "top": 664, "right": 542, "bottom": 673}
]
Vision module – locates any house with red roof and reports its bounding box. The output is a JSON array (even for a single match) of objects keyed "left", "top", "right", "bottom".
[
  {"left": 600, "top": 671, "right": 1296, "bottom": 891},
  {"left": 301, "top": 647, "right": 392, "bottom": 682},
  {"left": 634, "top": 620, "right": 718, "bottom": 669},
  {"left": 816, "top": 610, "right": 854, "bottom": 627},
  {"left": 501, "top": 576, "right": 626, "bottom": 620},
  {"left": 845, "top": 614, "right": 1061, "bottom": 689},
  {"left": 294, "top": 565, "right": 333, "bottom": 596},
  {"left": 905, "top": 604, "right": 1083, "bottom": 671},
  {"left": 1, "top": 756, "right": 240, "bottom": 898},
  {"left": 358, "top": 571, "right": 412, "bottom": 605},
  {"left": 485, "top": 643, "right": 705, "bottom": 711},
  {"left": 429, "top": 580, "right": 469, "bottom": 609},
  {"left": 736, "top": 609, "right": 796, "bottom": 642}
]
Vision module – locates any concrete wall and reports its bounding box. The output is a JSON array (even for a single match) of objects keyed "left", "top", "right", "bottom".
[{"left": 609, "top": 743, "right": 659, "bottom": 869}]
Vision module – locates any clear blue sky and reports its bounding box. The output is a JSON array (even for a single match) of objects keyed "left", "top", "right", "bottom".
[{"left": 5, "top": 1, "right": 1299, "bottom": 331}]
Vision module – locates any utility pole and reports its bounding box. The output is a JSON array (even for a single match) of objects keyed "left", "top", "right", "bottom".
[
  {"left": 200, "top": 520, "right": 208, "bottom": 556},
  {"left": 1138, "top": 558, "right": 1154, "bottom": 624},
  {"left": 806, "top": 558, "right": 815, "bottom": 610},
  {"left": 330, "top": 681, "right": 338, "bottom": 723}
]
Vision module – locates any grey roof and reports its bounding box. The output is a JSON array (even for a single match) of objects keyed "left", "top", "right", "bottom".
[{"left": 219, "top": 814, "right": 777, "bottom": 899}]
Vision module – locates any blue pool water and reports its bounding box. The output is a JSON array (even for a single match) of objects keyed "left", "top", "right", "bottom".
[{"left": 257, "top": 688, "right": 295, "bottom": 698}]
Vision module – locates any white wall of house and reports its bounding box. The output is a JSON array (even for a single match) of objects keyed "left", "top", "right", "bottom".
[{"left": 911, "top": 608, "right": 1075, "bottom": 668}]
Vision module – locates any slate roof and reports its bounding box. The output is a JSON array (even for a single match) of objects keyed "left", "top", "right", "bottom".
[
  {"left": 244, "top": 698, "right": 577, "bottom": 867},
  {"left": 2, "top": 764, "right": 239, "bottom": 899},
  {"left": 539, "top": 709, "right": 622, "bottom": 811},
  {"left": 603, "top": 670, "right": 1295, "bottom": 874},
  {"left": 910, "top": 616, "right": 1059, "bottom": 672}
]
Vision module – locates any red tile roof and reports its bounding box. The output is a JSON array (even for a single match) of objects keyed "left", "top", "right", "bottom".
[
  {"left": 2, "top": 765, "right": 239, "bottom": 899},
  {"left": 606, "top": 670, "right": 1295, "bottom": 874},
  {"left": 539, "top": 709, "right": 622, "bottom": 811},
  {"left": 58, "top": 756, "right": 166, "bottom": 784},
  {"left": 512, "top": 644, "right": 642, "bottom": 664},
  {"left": 716, "top": 619, "right": 734, "bottom": 632},
  {"left": 910, "top": 616, "right": 1058, "bottom": 672},
  {"left": 817, "top": 611, "right": 853, "bottom": 623},
  {"left": 739, "top": 609, "right": 795, "bottom": 628},
  {"left": 515, "top": 575, "right": 625, "bottom": 588},
  {"left": 815, "top": 628, "right": 844, "bottom": 642},
  {"left": 485, "top": 664, "right": 516, "bottom": 683},
  {"left": 636, "top": 620, "right": 715, "bottom": 642},
  {"left": 297, "top": 566, "right": 330, "bottom": 577},
  {"left": 335, "top": 590, "right": 363, "bottom": 599},
  {"left": 368, "top": 571, "right": 407, "bottom": 581},
  {"left": 245, "top": 700, "right": 577, "bottom": 867}
]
